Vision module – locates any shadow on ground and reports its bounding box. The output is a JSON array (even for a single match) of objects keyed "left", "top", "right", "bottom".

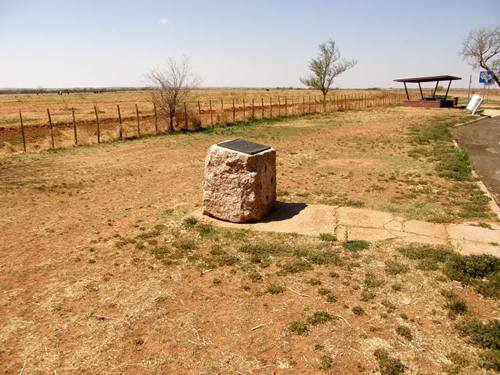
[{"left": 260, "top": 201, "right": 307, "bottom": 222}]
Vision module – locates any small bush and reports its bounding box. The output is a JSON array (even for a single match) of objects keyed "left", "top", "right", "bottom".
[
  {"left": 318, "top": 354, "right": 333, "bottom": 369},
  {"left": 266, "top": 284, "right": 285, "bottom": 294},
  {"left": 444, "top": 254, "right": 499, "bottom": 298},
  {"left": 395, "top": 325, "right": 413, "bottom": 341},
  {"left": 306, "top": 278, "right": 322, "bottom": 285},
  {"left": 360, "top": 290, "right": 376, "bottom": 301},
  {"left": 289, "top": 320, "right": 309, "bottom": 335},
  {"left": 174, "top": 238, "right": 195, "bottom": 250},
  {"left": 374, "top": 348, "right": 407, "bottom": 375},
  {"left": 344, "top": 240, "right": 370, "bottom": 251},
  {"left": 385, "top": 260, "right": 410, "bottom": 275},
  {"left": 365, "top": 272, "right": 385, "bottom": 288},
  {"left": 307, "top": 311, "right": 333, "bottom": 325},
  {"left": 479, "top": 350, "right": 500, "bottom": 371},
  {"left": 442, "top": 290, "right": 468, "bottom": 315},
  {"left": 352, "top": 306, "right": 364, "bottom": 315},
  {"left": 457, "top": 319, "right": 500, "bottom": 350}
]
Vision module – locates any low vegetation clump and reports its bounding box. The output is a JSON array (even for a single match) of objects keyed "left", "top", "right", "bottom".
[
  {"left": 307, "top": 311, "right": 334, "bottom": 325},
  {"left": 457, "top": 319, "right": 500, "bottom": 371},
  {"left": 319, "top": 233, "right": 337, "bottom": 242},
  {"left": 442, "top": 290, "right": 468, "bottom": 316},
  {"left": 344, "top": 240, "right": 370, "bottom": 251},
  {"left": 364, "top": 272, "right": 385, "bottom": 288},
  {"left": 398, "top": 244, "right": 499, "bottom": 298},
  {"left": 395, "top": 325, "right": 413, "bottom": 341},
  {"left": 374, "top": 348, "right": 407, "bottom": 375},
  {"left": 288, "top": 320, "right": 309, "bottom": 335},
  {"left": 266, "top": 283, "right": 285, "bottom": 294},
  {"left": 385, "top": 259, "right": 409, "bottom": 275},
  {"left": 352, "top": 306, "right": 364, "bottom": 315},
  {"left": 444, "top": 254, "right": 499, "bottom": 298}
]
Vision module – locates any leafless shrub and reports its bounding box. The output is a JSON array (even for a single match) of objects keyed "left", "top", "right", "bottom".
[{"left": 148, "top": 58, "right": 200, "bottom": 132}]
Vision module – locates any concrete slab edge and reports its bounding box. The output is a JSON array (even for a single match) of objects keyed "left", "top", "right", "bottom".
[{"left": 452, "top": 139, "right": 500, "bottom": 220}]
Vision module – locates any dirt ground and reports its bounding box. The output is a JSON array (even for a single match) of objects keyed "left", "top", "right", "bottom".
[{"left": 0, "top": 107, "right": 498, "bottom": 374}]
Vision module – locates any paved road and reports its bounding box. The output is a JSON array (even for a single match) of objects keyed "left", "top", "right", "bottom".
[{"left": 452, "top": 116, "right": 500, "bottom": 204}]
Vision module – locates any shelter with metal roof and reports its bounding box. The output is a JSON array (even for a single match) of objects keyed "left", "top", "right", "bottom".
[{"left": 394, "top": 75, "right": 461, "bottom": 108}]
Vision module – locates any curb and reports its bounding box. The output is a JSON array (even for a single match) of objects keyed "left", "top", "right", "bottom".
[{"left": 451, "top": 139, "right": 500, "bottom": 221}]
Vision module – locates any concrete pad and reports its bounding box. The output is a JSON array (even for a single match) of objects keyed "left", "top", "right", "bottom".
[
  {"left": 398, "top": 232, "right": 448, "bottom": 246},
  {"left": 482, "top": 109, "right": 500, "bottom": 117},
  {"left": 403, "top": 220, "right": 448, "bottom": 240},
  {"left": 190, "top": 202, "right": 336, "bottom": 236},
  {"left": 450, "top": 239, "right": 500, "bottom": 256},
  {"left": 345, "top": 227, "right": 400, "bottom": 242},
  {"left": 446, "top": 224, "right": 500, "bottom": 244},
  {"left": 337, "top": 207, "right": 396, "bottom": 229}
]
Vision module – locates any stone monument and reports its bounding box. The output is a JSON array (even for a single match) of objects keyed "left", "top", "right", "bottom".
[{"left": 203, "top": 139, "right": 276, "bottom": 223}]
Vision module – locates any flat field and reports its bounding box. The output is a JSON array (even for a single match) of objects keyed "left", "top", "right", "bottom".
[{"left": 1, "top": 106, "right": 498, "bottom": 374}]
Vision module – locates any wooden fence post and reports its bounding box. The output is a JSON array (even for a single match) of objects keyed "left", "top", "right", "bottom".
[
  {"left": 252, "top": 98, "right": 255, "bottom": 119},
  {"left": 261, "top": 98, "right": 264, "bottom": 119},
  {"left": 117, "top": 104, "right": 123, "bottom": 139},
  {"left": 308, "top": 96, "right": 311, "bottom": 113},
  {"left": 184, "top": 102, "right": 188, "bottom": 130},
  {"left": 71, "top": 107, "right": 77, "bottom": 145},
  {"left": 269, "top": 97, "right": 273, "bottom": 117},
  {"left": 302, "top": 96, "right": 305, "bottom": 114},
  {"left": 232, "top": 98, "right": 235, "bottom": 122},
  {"left": 47, "top": 108, "right": 55, "bottom": 149},
  {"left": 278, "top": 97, "right": 281, "bottom": 116},
  {"left": 135, "top": 104, "right": 141, "bottom": 136},
  {"left": 209, "top": 100, "right": 213, "bottom": 126},
  {"left": 19, "top": 110, "right": 26, "bottom": 152},
  {"left": 221, "top": 99, "right": 224, "bottom": 124},
  {"left": 153, "top": 103, "right": 158, "bottom": 134},
  {"left": 94, "top": 105, "right": 100, "bottom": 144}
]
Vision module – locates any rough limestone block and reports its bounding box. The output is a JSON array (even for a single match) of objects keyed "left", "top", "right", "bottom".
[{"left": 203, "top": 143, "right": 276, "bottom": 223}]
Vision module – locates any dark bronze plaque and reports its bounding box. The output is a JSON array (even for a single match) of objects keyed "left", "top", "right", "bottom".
[{"left": 218, "top": 139, "right": 271, "bottom": 155}]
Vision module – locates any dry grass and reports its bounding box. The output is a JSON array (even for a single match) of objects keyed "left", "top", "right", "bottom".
[{"left": 0, "top": 106, "right": 498, "bottom": 373}]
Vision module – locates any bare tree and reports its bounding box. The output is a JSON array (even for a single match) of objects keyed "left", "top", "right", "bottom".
[
  {"left": 148, "top": 58, "right": 200, "bottom": 132},
  {"left": 460, "top": 25, "right": 500, "bottom": 87},
  {"left": 301, "top": 39, "right": 357, "bottom": 108}
]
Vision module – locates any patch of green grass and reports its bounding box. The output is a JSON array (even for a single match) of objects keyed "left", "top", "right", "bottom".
[
  {"left": 288, "top": 320, "right": 309, "bottom": 335},
  {"left": 293, "top": 245, "right": 342, "bottom": 266},
  {"left": 395, "top": 325, "right": 413, "bottom": 341},
  {"left": 195, "top": 223, "right": 219, "bottom": 240},
  {"left": 319, "top": 233, "right": 337, "bottom": 242},
  {"left": 397, "top": 244, "right": 454, "bottom": 262},
  {"left": 344, "top": 240, "right": 370, "bottom": 251},
  {"left": 478, "top": 350, "right": 500, "bottom": 371},
  {"left": 391, "top": 283, "right": 403, "bottom": 292},
  {"left": 182, "top": 216, "right": 198, "bottom": 228},
  {"left": 307, "top": 311, "right": 333, "bottom": 325},
  {"left": 385, "top": 260, "right": 409, "bottom": 275},
  {"left": 240, "top": 241, "right": 289, "bottom": 267},
  {"left": 266, "top": 284, "right": 285, "bottom": 294},
  {"left": 374, "top": 348, "right": 407, "bottom": 375}
]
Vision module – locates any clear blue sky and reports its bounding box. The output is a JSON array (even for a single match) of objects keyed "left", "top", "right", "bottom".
[{"left": 1, "top": 0, "right": 498, "bottom": 88}]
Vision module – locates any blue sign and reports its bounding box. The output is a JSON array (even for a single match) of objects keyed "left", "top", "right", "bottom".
[{"left": 479, "top": 70, "right": 493, "bottom": 84}]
